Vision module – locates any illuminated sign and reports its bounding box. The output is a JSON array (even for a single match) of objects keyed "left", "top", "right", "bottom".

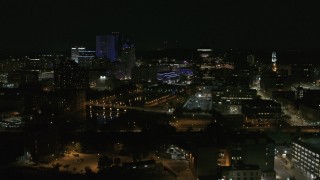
[{"left": 197, "top": 49, "right": 212, "bottom": 52}]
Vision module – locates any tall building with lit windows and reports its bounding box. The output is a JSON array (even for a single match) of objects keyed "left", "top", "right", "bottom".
[
  {"left": 78, "top": 50, "right": 96, "bottom": 68},
  {"left": 120, "top": 40, "right": 136, "bottom": 79},
  {"left": 292, "top": 137, "right": 320, "bottom": 179},
  {"left": 96, "top": 32, "right": 122, "bottom": 62},
  {"left": 54, "top": 59, "right": 88, "bottom": 90},
  {"left": 194, "top": 47, "right": 214, "bottom": 84},
  {"left": 54, "top": 59, "right": 88, "bottom": 112},
  {"left": 71, "top": 46, "right": 86, "bottom": 63},
  {"left": 242, "top": 99, "right": 282, "bottom": 125},
  {"left": 271, "top": 51, "right": 277, "bottom": 72}
]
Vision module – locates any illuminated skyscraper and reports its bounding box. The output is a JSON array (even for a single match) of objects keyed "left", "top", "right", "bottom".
[
  {"left": 121, "top": 40, "right": 136, "bottom": 79},
  {"left": 194, "top": 47, "right": 214, "bottom": 84},
  {"left": 96, "top": 32, "right": 122, "bottom": 62},
  {"left": 271, "top": 51, "right": 277, "bottom": 72}
]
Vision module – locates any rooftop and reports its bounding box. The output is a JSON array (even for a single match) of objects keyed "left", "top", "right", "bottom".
[
  {"left": 221, "top": 164, "right": 260, "bottom": 171},
  {"left": 299, "top": 137, "right": 320, "bottom": 152}
]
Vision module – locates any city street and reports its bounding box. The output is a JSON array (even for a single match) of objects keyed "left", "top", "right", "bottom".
[
  {"left": 21, "top": 153, "right": 101, "bottom": 174},
  {"left": 54, "top": 153, "right": 99, "bottom": 173},
  {"left": 12, "top": 150, "right": 195, "bottom": 179},
  {"left": 282, "top": 107, "right": 305, "bottom": 126},
  {"left": 274, "top": 156, "right": 306, "bottom": 180},
  {"left": 170, "top": 118, "right": 211, "bottom": 132},
  {"left": 256, "top": 89, "right": 309, "bottom": 126}
]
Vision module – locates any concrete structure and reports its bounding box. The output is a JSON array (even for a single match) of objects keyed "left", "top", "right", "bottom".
[
  {"left": 212, "top": 86, "right": 257, "bottom": 105},
  {"left": 211, "top": 86, "right": 257, "bottom": 114},
  {"left": 7, "top": 70, "right": 39, "bottom": 86},
  {"left": 189, "top": 132, "right": 276, "bottom": 180},
  {"left": 96, "top": 32, "right": 122, "bottom": 61},
  {"left": 54, "top": 60, "right": 88, "bottom": 112},
  {"left": 189, "top": 147, "right": 218, "bottom": 179},
  {"left": 292, "top": 137, "right": 320, "bottom": 179},
  {"left": 71, "top": 46, "right": 86, "bottom": 63},
  {"left": 54, "top": 60, "right": 88, "bottom": 90},
  {"left": 194, "top": 47, "right": 215, "bottom": 84},
  {"left": 242, "top": 99, "right": 282, "bottom": 125},
  {"left": 226, "top": 133, "right": 276, "bottom": 180},
  {"left": 78, "top": 50, "right": 96, "bottom": 68},
  {"left": 120, "top": 40, "right": 136, "bottom": 79},
  {"left": 220, "top": 165, "right": 261, "bottom": 180}
]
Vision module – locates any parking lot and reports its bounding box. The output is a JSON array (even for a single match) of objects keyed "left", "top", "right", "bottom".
[{"left": 183, "top": 94, "right": 212, "bottom": 112}]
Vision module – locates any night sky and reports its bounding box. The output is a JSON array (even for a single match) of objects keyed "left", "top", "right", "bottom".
[{"left": 0, "top": 0, "right": 319, "bottom": 53}]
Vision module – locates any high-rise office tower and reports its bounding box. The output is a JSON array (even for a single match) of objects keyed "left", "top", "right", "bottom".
[
  {"left": 121, "top": 40, "right": 136, "bottom": 79},
  {"left": 194, "top": 47, "right": 214, "bottom": 84},
  {"left": 96, "top": 35, "right": 110, "bottom": 59},
  {"left": 71, "top": 46, "right": 86, "bottom": 63},
  {"left": 112, "top": 32, "right": 122, "bottom": 57},
  {"left": 54, "top": 59, "right": 88, "bottom": 112},
  {"left": 54, "top": 59, "right": 88, "bottom": 90},
  {"left": 96, "top": 32, "right": 122, "bottom": 62},
  {"left": 271, "top": 51, "right": 277, "bottom": 72}
]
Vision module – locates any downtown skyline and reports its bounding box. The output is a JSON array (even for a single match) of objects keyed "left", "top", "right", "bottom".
[
  {"left": 2, "top": 1, "right": 320, "bottom": 179},
  {"left": 0, "top": 0, "right": 319, "bottom": 54}
]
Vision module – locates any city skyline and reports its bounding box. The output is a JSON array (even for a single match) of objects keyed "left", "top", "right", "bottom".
[
  {"left": 0, "top": 0, "right": 319, "bottom": 53},
  {"left": 2, "top": 1, "right": 320, "bottom": 179}
]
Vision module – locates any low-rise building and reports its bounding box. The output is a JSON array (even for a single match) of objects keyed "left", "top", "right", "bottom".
[
  {"left": 242, "top": 99, "right": 282, "bottom": 125},
  {"left": 189, "top": 132, "right": 276, "bottom": 180},
  {"left": 220, "top": 165, "right": 261, "bottom": 180}
]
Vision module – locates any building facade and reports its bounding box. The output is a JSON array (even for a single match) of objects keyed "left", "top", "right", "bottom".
[
  {"left": 292, "top": 137, "right": 320, "bottom": 179},
  {"left": 54, "top": 59, "right": 88, "bottom": 112},
  {"left": 71, "top": 46, "right": 86, "bottom": 63},
  {"left": 96, "top": 32, "right": 122, "bottom": 61},
  {"left": 242, "top": 99, "right": 282, "bottom": 125},
  {"left": 54, "top": 60, "right": 88, "bottom": 90},
  {"left": 220, "top": 165, "right": 262, "bottom": 180},
  {"left": 194, "top": 48, "right": 215, "bottom": 84},
  {"left": 190, "top": 133, "right": 276, "bottom": 180}
]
